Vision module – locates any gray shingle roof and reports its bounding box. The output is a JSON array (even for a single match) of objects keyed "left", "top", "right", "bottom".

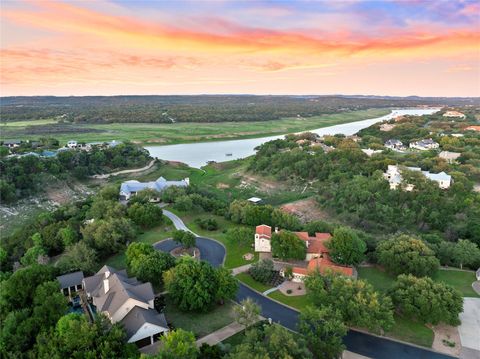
[
  {"left": 57, "top": 271, "right": 84, "bottom": 289},
  {"left": 122, "top": 307, "right": 168, "bottom": 338}
]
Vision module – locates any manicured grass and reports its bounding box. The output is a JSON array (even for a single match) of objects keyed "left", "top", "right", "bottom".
[
  {"left": 105, "top": 252, "right": 127, "bottom": 269},
  {"left": 267, "top": 291, "right": 311, "bottom": 311},
  {"left": 170, "top": 209, "right": 258, "bottom": 268},
  {"left": 356, "top": 267, "right": 395, "bottom": 292},
  {"left": 432, "top": 269, "right": 479, "bottom": 297},
  {"left": 358, "top": 266, "right": 479, "bottom": 298},
  {"left": 164, "top": 296, "right": 236, "bottom": 338},
  {"left": 1, "top": 108, "right": 390, "bottom": 145},
  {"left": 386, "top": 315, "right": 434, "bottom": 348},
  {"left": 221, "top": 330, "right": 246, "bottom": 347},
  {"left": 236, "top": 273, "right": 272, "bottom": 293}
]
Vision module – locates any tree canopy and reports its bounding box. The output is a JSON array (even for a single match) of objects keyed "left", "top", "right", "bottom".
[
  {"left": 327, "top": 227, "right": 366, "bottom": 265},
  {"left": 376, "top": 235, "right": 439, "bottom": 277},
  {"left": 271, "top": 231, "right": 306, "bottom": 261}
]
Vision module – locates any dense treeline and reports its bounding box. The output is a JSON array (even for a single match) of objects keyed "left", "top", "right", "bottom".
[
  {"left": 0, "top": 142, "right": 150, "bottom": 203},
  {"left": 249, "top": 111, "right": 480, "bottom": 245},
  {"left": 1, "top": 95, "right": 469, "bottom": 123}
]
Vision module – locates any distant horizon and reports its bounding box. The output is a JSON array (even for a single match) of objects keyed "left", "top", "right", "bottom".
[
  {"left": 1, "top": 1, "right": 479, "bottom": 97},
  {"left": 1, "top": 93, "right": 479, "bottom": 99}
]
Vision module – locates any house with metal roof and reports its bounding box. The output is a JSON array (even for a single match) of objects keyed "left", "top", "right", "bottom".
[
  {"left": 384, "top": 139, "right": 405, "bottom": 151},
  {"left": 119, "top": 176, "right": 189, "bottom": 201},
  {"left": 83, "top": 265, "right": 168, "bottom": 347}
]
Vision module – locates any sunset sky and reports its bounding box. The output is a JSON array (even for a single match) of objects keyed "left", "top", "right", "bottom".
[{"left": 1, "top": 0, "right": 479, "bottom": 97}]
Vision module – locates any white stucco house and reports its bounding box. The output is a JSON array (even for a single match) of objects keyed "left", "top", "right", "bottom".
[
  {"left": 439, "top": 151, "right": 461, "bottom": 164},
  {"left": 384, "top": 139, "right": 405, "bottom": 151},
  {"left": 254, "top": 224, "right": 273, "bottom": 252},
  {"left": 384, "top": 165, "right": 452, "bottom": 190},
  {"left": 66, "top": 140, "right": 78, "bottom": 149},
  {"left": 119, "top": 176, "right": 189, "bottom": 201},
  {"left": 83, "top": 265, "right": 168, "bottom": 347}
]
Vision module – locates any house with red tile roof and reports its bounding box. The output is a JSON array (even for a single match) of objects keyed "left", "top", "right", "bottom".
[
  {"left": 465, "top": 125, "right": 480, "bottom": 132},
  {"left": 254, "top": 224, "right": 354, "bottom": 282},
  {"left": 254, "top": 224, "right": 273, "bottom": 252}
]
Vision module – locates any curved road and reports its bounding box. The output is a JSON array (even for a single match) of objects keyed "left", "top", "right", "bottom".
[{"left": 157, "top": 210, "right": 454, "bottom": 359}]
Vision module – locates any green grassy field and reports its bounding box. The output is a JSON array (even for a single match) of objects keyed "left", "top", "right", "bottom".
[
  {"left": 235, "top": 273, "right": 272, "bottom": 293},
  {"left": 164, "top": 296, "right": 236, "bottom": 338},
  {"left": 386, "top": 315, "right": 434, "bottom": 348},
  {"left": 267, "top": 291, "right": 311, "bottom": 310},
  {"left": 357, "top": 266, "right": 479, "bottom": 297},
  {"left": 0, "top": 108, "right": 390, "bottom": 145}
]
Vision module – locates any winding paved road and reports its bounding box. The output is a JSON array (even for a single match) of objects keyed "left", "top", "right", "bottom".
[{"left": 157, "top": 210, "right": 454, "bottom": 359}]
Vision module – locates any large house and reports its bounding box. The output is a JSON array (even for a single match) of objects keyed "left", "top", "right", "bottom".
[
  {"left": 384, "top": 139, "right": 405, "bottom": 151},
  {"left": 443, "top": 111, "right": 465, "bottom": 118},
  {"left": 254, "top": 225, "right": 354, "bottom": 282},
  {"left": 119, "top": 177, "right": 189, "bottom": 201},
  {"left": 83, "top": 265, "right": 169, "bottom": 347},
  {"left": 439, "top": 151, "right": 461, "bottom": 164},
  {"left": 384, "top": 165, "right": 452, "bottom": 190},
  {"left": 409, "top": 138, "right": 439, "bottom": 151},
  {"left": 2, "top": 139, "right": 22, "bottom": 148}
]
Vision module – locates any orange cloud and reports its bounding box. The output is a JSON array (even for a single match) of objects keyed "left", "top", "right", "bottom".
[{"left": 2, "top": 1, "right": 479, "bottom": 57}]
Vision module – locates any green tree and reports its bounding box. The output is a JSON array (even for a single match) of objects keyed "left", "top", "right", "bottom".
[
  {"left": 35, "top": 314, "right": 139, "bottom": 359},
  {"left": 21, "top": 245, "right": 47, "bottom": 266},
  {"left": 57, "top": 242, "right": 98, "bottom": 274},
  {"left": 390, "top": 274, "right": 463, "bottom": 325},
  {"left": 131, "top": 251, "right": 176, "bottom": 286},
  {"left": 453, "top": 240, "right": 480, "bottom": 269},
  {"left": 0, "top": 264, "right": 55, "bottom": 316},
  {"left": 376, "top": 235, "right": 439, "bottom": 277},
  {"left": 233, "top": 298, "right": 261, "bottom": 331},
  {"left": 327, "top": 227, "right": 366, "bottom": 265},
  {"left": 298, "top": 306, "right": 347, "bottom": 359},
  {"left": 249, "top": 259, "right": 274, "bottom": 284},
  {"left": 126, "top": 242, "right": 154, "bottom": 267},
  {"left": 305, "top": 220, "right": 335, "bottom": 236},
  {"left": 86, "top": 198, "right": 125, "bottom": 220},
  {"left": 127, "top": 202, "right": 163, "bottom": 228},
  {"left": 225, "top": 227, "right": 254, "bottom": 245},
  {"left": 58, "top": 226, "right": 78, "bottom": 247},
  {"left": 164, "top": 258, "right": 219, "bottom": 312},
  {"left": 81, "top": 218, "right": 136, "bottom": 256},
  {"left": 156, "top": 329, "right": 198, "bottom": 359},
  {"left": 271, "top": 231, "right": 306, "bottom": 260},
  {"left": 215, "top": 267, "right": 238, "bottom": 304},
  {"left": 172, "top": 230, "right": 196, "bottom": 249},
  {"left": 305, "top": 272, "right": 394, "bottom": 333},
  {"left": 227, "top": 324, "right": 312, "bottom": 359}
]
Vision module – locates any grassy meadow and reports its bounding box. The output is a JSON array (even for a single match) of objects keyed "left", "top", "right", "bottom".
[{"left": 1, "top": 108, "right": 390, "bottom": 145}]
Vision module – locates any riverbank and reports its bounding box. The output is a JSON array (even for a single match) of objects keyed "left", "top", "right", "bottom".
[{"left": 1, "top": 108, "right": 389, "bottom": 145}]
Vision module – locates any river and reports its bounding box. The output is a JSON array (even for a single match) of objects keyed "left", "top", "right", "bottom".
[{"left": 145, "top": 108, "right": 440, "bottom": 168}]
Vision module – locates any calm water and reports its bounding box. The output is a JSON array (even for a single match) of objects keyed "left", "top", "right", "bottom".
[{"left": 146, "top": 108, "right": 440, "bottom": 168}]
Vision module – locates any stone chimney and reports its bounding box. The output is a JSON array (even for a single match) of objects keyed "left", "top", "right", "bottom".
[
  {"left": 104, "top": 278, "right": 110, "bottom": 294},
  {"left": 306, "top": 240, "right": 309, "bottom": 248},
  {"left": 274, "top": 227, "right": 279, "bottom": 233}
]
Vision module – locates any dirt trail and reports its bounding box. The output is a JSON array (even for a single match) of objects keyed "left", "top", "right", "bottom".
[{"left": 90, "top": 159, "right": 156, "bottom": 179}]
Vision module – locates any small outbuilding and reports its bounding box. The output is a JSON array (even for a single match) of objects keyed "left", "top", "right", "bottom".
[
  {"left": 247, "top": 197, "right": 263, "bottom": 205},
  {"left": 57, "top": 271, "right": 84, "bottom": 299}
]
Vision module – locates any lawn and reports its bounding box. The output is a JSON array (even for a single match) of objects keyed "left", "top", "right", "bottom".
[
  {"left": 432, "top": 269, "right": 479, "bottom": 297},
  {"left": 236, "top": 273, "right": 272, "bottom": 293},
  {"left": 386, "top": 315, "right": 434, "bottom": 348},
  {"left": 164, "top": 296, "right": 236, "bottom": 338},
  {"left": 1, "top": 108, "right": 390, "bottom": 145},
  {"left": 267, "top": 291, "right": 311, "bottom": 311},
  {"left": 358, "top": 266, "right": 479, "bottom": 297},
  {"left": 169, "top": 209, "right": 258, "bottom": 269}
]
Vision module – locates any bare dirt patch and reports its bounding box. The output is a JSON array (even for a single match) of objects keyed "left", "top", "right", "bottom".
[
  {"left": 239, "top": 174, "right": 286, "bottom": 194},
  {"left": 431, "top": 324, "right": 461, "bottom": 357},
  {"left": 280, "top": 198, "right": 330, "bottom": 222},
  {"left": 216, "top": 183, "right": 230, "bottom": 189},
  {"left": 278, "top": 281, "right": 306, "bottom": 296}
]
